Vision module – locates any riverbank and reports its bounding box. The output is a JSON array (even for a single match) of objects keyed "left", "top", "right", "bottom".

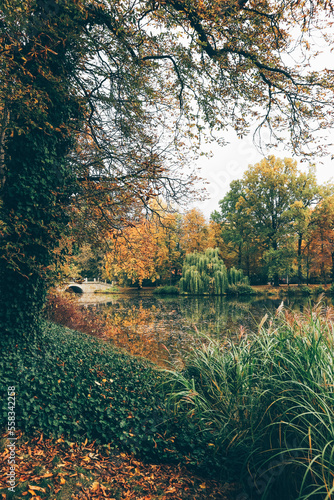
[
  {"left": 93, "top": 283, "right": 332, "bottom": 299},
  {"left": 1, "top": 303, "right": 334, "bottom": 499},
  {"left": 0, "top": 321, "right": 237, "bottom": 499}
]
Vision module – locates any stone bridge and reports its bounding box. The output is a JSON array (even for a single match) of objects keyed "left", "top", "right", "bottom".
[{"left": 61, "top": 280, "right": 112, "bottom": 294}]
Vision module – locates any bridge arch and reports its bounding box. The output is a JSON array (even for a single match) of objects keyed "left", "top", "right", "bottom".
[{"left": 66, "top": 285, "right": 83, "bottom": 294}]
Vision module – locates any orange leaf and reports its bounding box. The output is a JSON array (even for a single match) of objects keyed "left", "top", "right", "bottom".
[{"left": 28, "top": 486, "right": 45, "bottom": 492}]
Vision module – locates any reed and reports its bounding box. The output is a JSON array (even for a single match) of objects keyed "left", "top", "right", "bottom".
[{"left": 166, "top": 299, "right": 334, "bottom": 499}]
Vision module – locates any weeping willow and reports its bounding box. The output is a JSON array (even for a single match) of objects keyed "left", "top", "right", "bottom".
[{"left": 179, "top": 248, "right": 248, "bottom": 295}]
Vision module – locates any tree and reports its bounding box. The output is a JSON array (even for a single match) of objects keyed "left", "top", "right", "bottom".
[
  {"left": 211, "top": 179, "right": 263, "bottom": 279},
  {"left": 2, "top": 0, "right": 334, "bottom": 340},
  {"left": 214, "top": 157, "right": 321, "bottom": 285},
  {"left": 289, "top": 177, "right": 320, "bottom": 284},
  {"left": 60, "top": 242, "right": 106, "bottom": 281},
  {"left": 307, "top": 195, "right": 334, "bottom": 283},
  {"left": 179, "top": 247, "right": 248, "bottom": 295},
  {"left": 105, "top": 219, "right": 160, "bottom": 287},
  {"left": 179, "top": 208, "right": 213, "bottom": 254},
  {"left": 0, "top": 0, "right": 87, "bottom": 340},
  {"left": 154, "top": 212, "right": 183, "bottom": 284}
]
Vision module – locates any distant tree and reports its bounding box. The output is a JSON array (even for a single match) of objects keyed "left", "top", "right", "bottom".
[
  {"left": 154, "top": 212, "right": 183, "bottom": 285},
  {"left": 288, "top": 166, "right": 321, "bottom": 284},
  {"left": 211, "top": 180, "right": 262, "bottom": 278},
  {"left": 214, "top": 157, "right": 322, "bottom": 285},
  {"left": 307, "top": 195, "right": 334, "bottom": 283},
  {"left": 180, "top": 208, "right": 212, "bottom": 254},
  {"left": 105, "top": 220, "right": 160, "bottom": 287},
  {"left": 179, "top": 247, "right": 248, "bottom": 295}
]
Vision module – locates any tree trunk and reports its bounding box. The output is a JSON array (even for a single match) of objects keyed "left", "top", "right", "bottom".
[
  {"left": 0, "top": 14, "right": 85, "bottom": 342},
  {"left": 238, "top": 243, "right": 242, "bottom": 269},
  {"left": 272, "top": 241, "right": 279, "bottom": 287},
  {"left": 297, "top": 234, "right": 303, "bottom": 285},
  {"left": 246, "top": 251, "right": 250, "bottom": 278}
]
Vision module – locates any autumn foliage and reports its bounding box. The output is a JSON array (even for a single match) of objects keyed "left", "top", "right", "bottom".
[{"left": 212, "top": 156, "right": 334, "bottom": 285}]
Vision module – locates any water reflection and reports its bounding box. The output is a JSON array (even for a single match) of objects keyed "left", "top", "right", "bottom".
[{"left": 84, "top": 293, "right": 332, "bottom": 368}]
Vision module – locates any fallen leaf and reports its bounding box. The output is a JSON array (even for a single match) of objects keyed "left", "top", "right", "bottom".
[
  {"left": 28, "top": 485, "right": 46, "bottom": 492},
  {"left": 90, "top": 481, "right": 100, "bottom": 492}
]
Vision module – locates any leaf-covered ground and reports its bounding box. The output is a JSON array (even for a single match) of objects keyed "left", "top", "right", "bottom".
[{"left": 0, "top": 431, "right": 240, "bottom": 499}]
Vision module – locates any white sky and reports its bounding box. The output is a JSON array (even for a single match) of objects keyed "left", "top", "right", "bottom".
[
  {"left": 186, "top": 20, "right": 334, "bottom": 218},
  {"left": 192, "top": 131, "right": 334, "bottom": 218}
]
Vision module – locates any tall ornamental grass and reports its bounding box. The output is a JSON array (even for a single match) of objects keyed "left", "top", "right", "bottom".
[{"left": 166, "top": 299, "right": 334, "bottom": 499}]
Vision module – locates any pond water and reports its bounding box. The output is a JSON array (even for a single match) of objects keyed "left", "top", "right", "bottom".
[{"left": 80, "top": 292, "right": 333, "bottom": 368}]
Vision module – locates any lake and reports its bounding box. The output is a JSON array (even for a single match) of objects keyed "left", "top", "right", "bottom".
[{"left": 80, "top": 292, "right": 332, "bottom": 367}]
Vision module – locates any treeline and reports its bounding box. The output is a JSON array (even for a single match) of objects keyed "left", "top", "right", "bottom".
[
  {"left": 61, "top": 205, "right": 221, "bottom": 286},
  {"left": 64, "top": 156, "right": 334, "bottom": 287},
  {"left": 212, "top": 156, "right": 334, "bottom": 285}
]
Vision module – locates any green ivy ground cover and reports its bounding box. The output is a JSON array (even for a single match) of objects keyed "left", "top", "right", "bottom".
[{"left": 0, "top": 322, "right": 224, "bottom": 478}]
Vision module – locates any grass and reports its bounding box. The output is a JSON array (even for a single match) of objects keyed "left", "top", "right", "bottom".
[{"left": 165, "top": 300, "right": 334, "bottom": 499}]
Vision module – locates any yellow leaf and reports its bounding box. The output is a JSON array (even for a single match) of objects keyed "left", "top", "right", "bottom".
[
  {"left": 199, "top": 483, "right": 206, "bottom": 489},
  {"left": 90, "top": 482, "right": 100, "bottom": 492}
]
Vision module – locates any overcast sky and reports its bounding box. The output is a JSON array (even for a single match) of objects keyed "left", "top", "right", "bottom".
[
  {"left": 190, "top": 129, "right": 334, "bottom": 218},
  {"left": 186, "top": 25, "right": 334, "bottom": 219}
]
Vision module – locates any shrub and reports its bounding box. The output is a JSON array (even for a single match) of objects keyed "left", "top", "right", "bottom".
[
  {"left": 226, "top": 284, "right": 238, "bottom": 295},
  {"left": 96, "top": 286, "right": 121, "bottom": 294},
  {"left": 314, "top": 285, "right": 325, "bottom": 294},
  {"left": 300, "top": 285, "right": 312, "bottom": 295},
  {"left": 153, "top": 285, "right": 180, "bottom": 295},
  {"left": 166, "top": 302, "right": 334, "bottom": 499},
  {"left": 44, "top": 290, "right": 107, "bottom": 338},
  {"left": 226, "top": 283, "right": 255, "bottom": 296},
  {"left": 285, "top": 286, "right": 298, "bottom": 295}
]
